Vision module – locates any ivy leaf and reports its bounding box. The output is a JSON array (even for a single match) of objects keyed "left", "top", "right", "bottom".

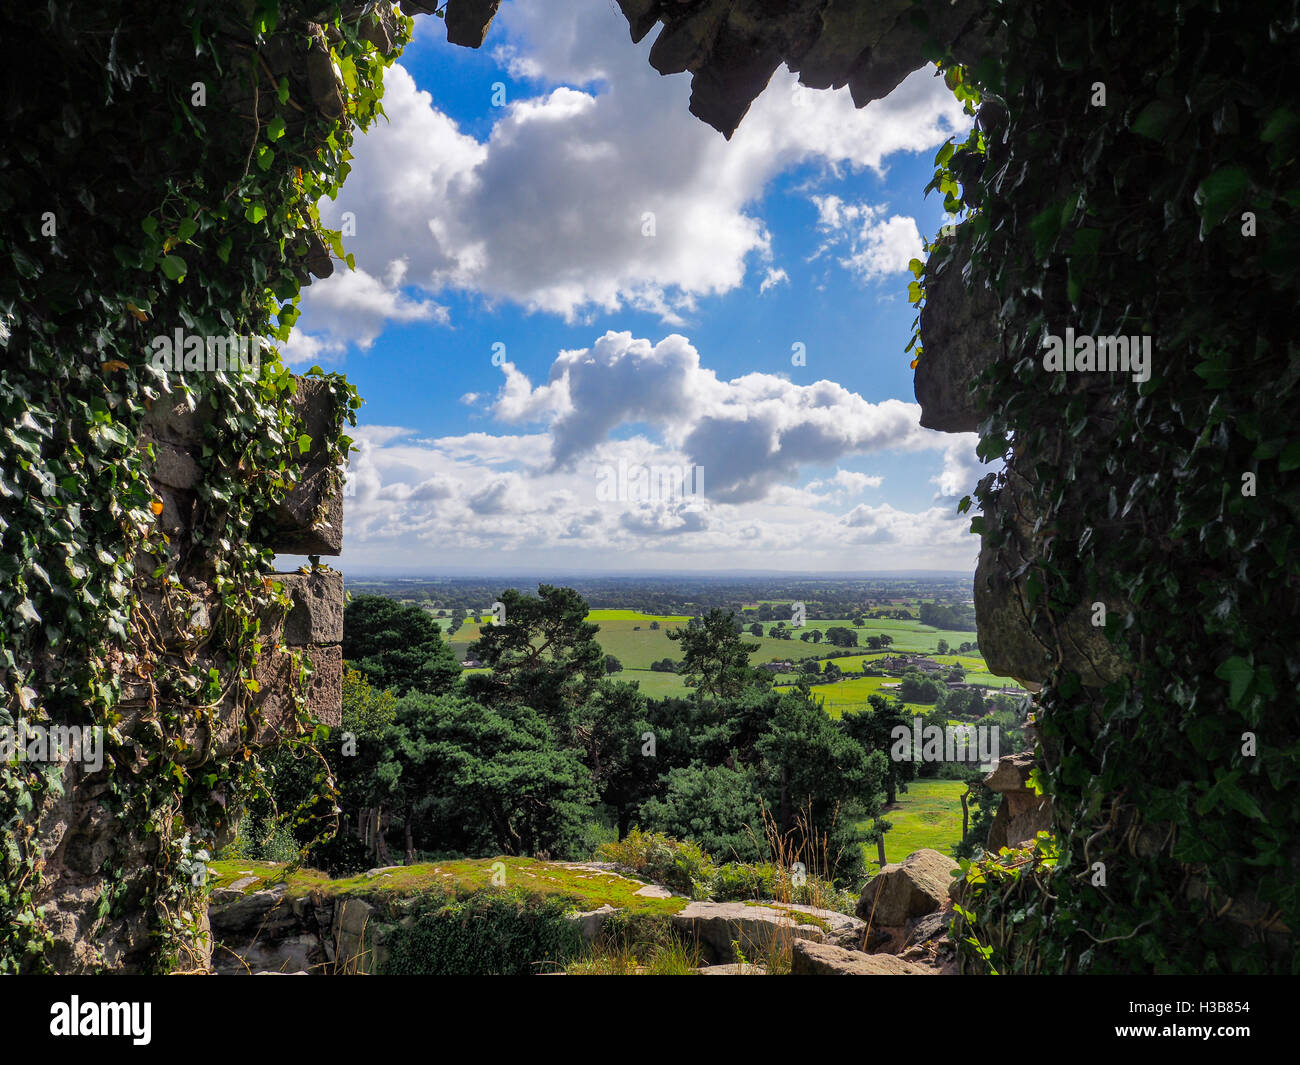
[
  {"left": 1194, "top": 166, "right": 1249, "bottom": 230},
  {"left": 161, "top": 255, "right": 188, "bottom": 281},
  {"left": 1131, "top": 99, "right": 1180, "bottom": 140},
  {"left": 16, "top": 599, "right": 41, "bottom": 624},
  {"left": 1214, "top": 655, "right": 1253, "bottom": 708},
  {"left": 297, "top": 433, "right": 312, "bottom": 454},
  {"left": 245, "top": 204, "right": 267, "bottom": 224},
  {"left": 266, "top": 116, "right": 286, "bottom": 142}
]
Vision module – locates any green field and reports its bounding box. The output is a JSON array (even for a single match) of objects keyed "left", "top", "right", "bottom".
[
  {"left": 444, "top": 610, "right": 1022, "bottom": 703},
  {"left": 861, "top": 779, "right": 967, "bottom": 869}
]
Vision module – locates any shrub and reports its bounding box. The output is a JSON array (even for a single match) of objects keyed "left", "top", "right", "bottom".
[
  {"left": 597, "top": 828, "right": 716, "bottom": 898},
  {"left": 381, "top": 889, "right": 583, "bottom": 975}
]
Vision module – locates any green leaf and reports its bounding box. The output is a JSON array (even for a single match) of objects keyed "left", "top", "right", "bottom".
[
  {"left": 1194, "top": 166, "right": 1250, "bottom": 226},
  {"left": 245, "top": 204, "right": 267, "bottom": 224},
  {"left": 266, "top": 116, "right": 285, "bottom": 142},
  {"left": 297, "top": 433, "right": 312, "bottom": 455},
  {"left": 1214, "top": 655, "right": 1252, "bottom": 708},
  {"left": 1131, "top": 100, "right": 1180, "bottom": 140},
  {"left": 1279, "top": 441, "right": 1300, "bottom": 472},
  {"left": 161, "top": 255, "right": 188, "bottom": 281}
]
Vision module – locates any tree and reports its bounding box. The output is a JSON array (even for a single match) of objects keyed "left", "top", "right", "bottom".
[
  {"left": 936, "top": 639, "right": 950, "bottom": 655},
  {"left": 749, "top": 622, "right": 764, "bottom": 637},
  {"left": 637, "top": 765, "right": 765, "bottom": 863},
  {"left": 753, "top": 690, "right": 885, "bottom": 879},
  {"left": 649, "top": 620, "right": 660, "bottom": 630},
  {"left": 824, "top": 626, "right": 859, "bottom": 648},
  {"left": 343, "top": 594, "right": 461, "bottom": 696},
  {"left": 667, "top": 608, "right": 760, "bottom": 704},
  {"left": 464, "top": 585, "right": 605, "bottom": 725},
  {"left": 376, "top": 693, "right": 597, "bottom": 860},
  {"left": 604, "top": 654, "right": 623, "bottom": 675},
  {"left": 841, "top": 694, "right": 917, "bottom": 806}
]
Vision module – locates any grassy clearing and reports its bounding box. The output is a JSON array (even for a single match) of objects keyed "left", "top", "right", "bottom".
[
  {"left": 206, "top": 856, "right": 689, "bottom": 915},
  {"left": 859, "top": 779, "right": 967, "bottom": 868}
]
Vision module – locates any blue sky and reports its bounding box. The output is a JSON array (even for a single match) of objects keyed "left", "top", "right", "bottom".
[{"left": 281, "top": 1, "right": 986, "bottom": 575}]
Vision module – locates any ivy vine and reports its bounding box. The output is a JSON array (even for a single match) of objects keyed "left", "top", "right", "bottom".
[{"left": 0, "top": 1, "right": 394, "bottom": 971}]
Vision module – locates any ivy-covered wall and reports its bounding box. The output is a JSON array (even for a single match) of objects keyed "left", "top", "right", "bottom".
[
  {"left": 0, "top": 1, "right": 420, "bottom": 973},
  {"left": 619, "top": 0, "right": 1298, "bottom": 973},
  {"left": 917, "top": 0, "right": 1299, "bottom": 973}
]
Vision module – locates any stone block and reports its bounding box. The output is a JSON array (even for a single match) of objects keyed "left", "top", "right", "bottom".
[
  {"left": 253, "top": 644, "right": 343, "bottom": 739},
  {"left": 278, "top": 570, "right": 344, "bottom": 645}
]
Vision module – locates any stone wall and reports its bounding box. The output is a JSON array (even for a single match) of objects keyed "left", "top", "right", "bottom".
[{"left": 33, "top": 377, "right": 344, "bottom": 973}]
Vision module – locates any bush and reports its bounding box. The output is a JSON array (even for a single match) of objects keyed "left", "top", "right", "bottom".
[
  {"left": 597, "top": 828, "right": 716, "bottom": 898},
  {"left": 218, "top": 816, "right": 301, "bottom": 864},
  {"left": 381, "top": 889, "right": 583, "bottom": 975},
  {"left": 712, "top": 861, "right": 776, "bottom": 901}
]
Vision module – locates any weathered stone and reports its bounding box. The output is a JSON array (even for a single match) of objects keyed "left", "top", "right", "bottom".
[
  {"left": 697, "top": 961, "right": 766, "bottom": 974},
  {"left": 856, "top": 849, "right": 958, "bottom": 926},
  {"left": 153, "top": 484, "right": 191, "bottom": 537},
  {"left": 985, "top": 751, "right": 1052, "bottom": 851},
  {"left": 904, "top": 908, "right": 953, "bottom": 949},
  {"left": 140, "top": 394, "right": 213, "bottom": 448},
  {"left": 975, "top": 477, "right": 1132, "bottom": 687},
  {"left": 568, "top": 904, "right": 618, "bottom": 944},
  {"left": 272, "top": 465, "right": 343, "bottom": 556},
  {"left": 621, "top": 0, "right": 995, "bottom": 138},
  {"left": 915, "top": 231, "right": 1000, "bottom": 433},
  {"left": 790, "top": 939, "right": 937, "bottom": 975},
  {"left": 444, "top": 0, "right": 501, "bottom": 48},
  {"left": 280, "top": 570, "right": 344, "bottom": 645},
  {"left": 305, "top": 27, "right": 344, "bottom": 120},
  {"left": 672, "top": 901, "right": 817, "bottom": 964},
  {"left": 253, "top": 643, "right": 343, "bottom": 737},
  {"left": 150, "top": 443, "right": 199, "bottom": 490}
]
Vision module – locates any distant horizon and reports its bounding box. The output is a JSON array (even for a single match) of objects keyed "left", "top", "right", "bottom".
[{"left": 337, "top": 568, "right": 976, "bottom": 580}]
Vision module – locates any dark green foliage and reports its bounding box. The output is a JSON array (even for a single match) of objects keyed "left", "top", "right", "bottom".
[
  {"left": 638, "top": 765, "right": 766, "bottom": 863},
  {"left": 464, "top": 584, "right": 605, "bottom": 721},
  {"left": 0, "top": 0, "right": 393, "bottom": 970},
  {"left": 666, "top": 607, "right": 761, "bottom": 701},
  {"left": 930, "top": 0, "right": 1300, "bottom": 973},
  {"left": 376, "top": 693, "right": 597, "bottom": 859},
  {"left": 342, "top": 594, "right": 461, "bottom": 695},
  {"left": 380, "top": 889, "right": 583, "bottom": 975}
]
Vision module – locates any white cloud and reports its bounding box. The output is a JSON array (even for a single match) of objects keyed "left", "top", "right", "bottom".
[
  {"left": 807, "top": 469, "right": 885, "bottom": 498},
  {"left": 485, "top": 330, "right": 937, "bottom": 502},
  {"left": 811, "top": 195, "right": 923, "bottom": 281},
  {"left": 287, "top": 0, "right": 969, "bottom": 354},
  {"left": 931, "top": 435, "right": 989, "bottom": 498},
  {"left": 759, "top": 267, "right": 789, "bottom": 294}
]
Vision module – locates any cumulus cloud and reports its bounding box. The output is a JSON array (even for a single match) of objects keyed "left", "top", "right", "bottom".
[
  {"left": 811, "top": 195, "right": 924, "bottom": 282},
  {"left": 287, "top": 0, "right": 969, "bottom": 353},
  {"left": 485, "top": 330, "right": 936, "bottom": 502},
  {"left": 807, "top": 469, "right": 885, "bottom": 498},
  {"left": 931, "top": 435, "right": 989, "bottom": 498}
]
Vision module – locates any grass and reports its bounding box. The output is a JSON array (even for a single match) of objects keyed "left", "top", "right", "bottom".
[
  {"left": 206, "top": 856, "right": 689, "bottom": 915},
  {"left": 859, "top": 779, "right": 967, "bottom": 868},
  {"left": 446, "top": 611, "right": 1021, "bottom": 701}
]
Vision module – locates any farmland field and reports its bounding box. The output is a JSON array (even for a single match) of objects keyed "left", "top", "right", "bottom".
[
  {"left": 445, "top": 610, "right": 1023, "bottom": 701},
  {"left": 859, "top": 778, "right": 967, "bottom": 868}
]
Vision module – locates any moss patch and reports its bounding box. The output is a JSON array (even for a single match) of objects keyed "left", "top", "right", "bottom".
[{"left": 207, "top": 857, "right": 688, "bottom": 915}]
